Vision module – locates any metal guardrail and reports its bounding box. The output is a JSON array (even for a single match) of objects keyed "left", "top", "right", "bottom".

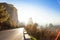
[{"left": 23, "top": 29, "right": 31, "bottom": 40}]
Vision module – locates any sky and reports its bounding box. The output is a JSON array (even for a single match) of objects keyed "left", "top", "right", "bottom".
[{"left": 0, "top": 0, "right": 60, "bottom": 25}]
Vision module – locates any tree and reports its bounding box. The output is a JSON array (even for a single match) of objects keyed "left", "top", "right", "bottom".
[
  {"left": 0, "top": 5, "right": 10, "bottom": 23},
  {"left": 0, "top": 5, "right": 10, "bottom": 30},
  {"left": 49, "top": 23, "right": 54, "bottom": 28}
]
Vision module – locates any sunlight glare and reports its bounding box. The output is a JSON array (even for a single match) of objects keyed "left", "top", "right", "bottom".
[{"left": 17, "top": 5, "right": 59, "bottom": 25}]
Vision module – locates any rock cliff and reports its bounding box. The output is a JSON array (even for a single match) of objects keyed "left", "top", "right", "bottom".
[{"left": 0, "top": 3, "right": 18, "bottom": 30}]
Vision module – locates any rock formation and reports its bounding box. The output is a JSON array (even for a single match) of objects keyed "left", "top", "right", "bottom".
[{"left": 0, "top": 3, "right": 18, "bottom": 30}]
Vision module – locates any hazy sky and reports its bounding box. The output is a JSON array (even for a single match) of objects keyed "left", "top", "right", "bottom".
[{"left": 0, "top": 0, "right": 60, "bottom": 25}]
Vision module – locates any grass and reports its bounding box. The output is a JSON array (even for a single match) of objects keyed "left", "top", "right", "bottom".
[{"left": 30, "top": 36, "right": 37, "bottom": 40}]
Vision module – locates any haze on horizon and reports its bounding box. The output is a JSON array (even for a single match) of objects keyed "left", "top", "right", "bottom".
[{"left": 0, "top": 0, "right": 60, "bottom": 25}]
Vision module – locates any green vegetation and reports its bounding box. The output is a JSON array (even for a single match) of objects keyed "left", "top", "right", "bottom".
[
  {"left": 30, "top": 36, "right": 37, "bottom": 40},
  {"left": 0, "top": 3, "right": 19, "bottom": 31}
]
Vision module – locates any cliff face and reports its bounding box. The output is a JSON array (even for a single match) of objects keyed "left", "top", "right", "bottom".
[{"left": 0, "top": 3, "right": 18, "bottom": 30}]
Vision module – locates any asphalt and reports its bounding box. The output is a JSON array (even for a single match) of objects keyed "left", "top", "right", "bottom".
[{"left": 0, "top": 28, "right": 24, "bottom": 40}]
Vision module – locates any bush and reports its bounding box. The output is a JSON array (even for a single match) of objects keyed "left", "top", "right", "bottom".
[{"left": 31, "top": 36, "right": 37, "bottom": 40}]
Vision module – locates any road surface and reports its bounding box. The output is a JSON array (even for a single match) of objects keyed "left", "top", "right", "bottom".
[{"left": 0, "top": 28, "right": 24, "bottom": 40}]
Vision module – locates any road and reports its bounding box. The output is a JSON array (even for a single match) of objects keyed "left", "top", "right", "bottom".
[{"left": 0, "top": 28, "right": 24, "bottom": 40}]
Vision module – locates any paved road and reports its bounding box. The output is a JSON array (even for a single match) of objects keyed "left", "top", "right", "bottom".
[{"left": 0, "top": 28, "right": 24, "bottom": 40}]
